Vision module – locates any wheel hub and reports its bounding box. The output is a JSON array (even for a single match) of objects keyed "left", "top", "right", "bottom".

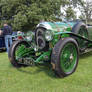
[{"left": 70, "top": 54, "right": 73, "bottom": 61}]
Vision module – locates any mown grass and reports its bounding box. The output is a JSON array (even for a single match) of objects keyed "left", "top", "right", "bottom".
[{"left": 0, "top": 52, "right": 92, "bottom": 92}]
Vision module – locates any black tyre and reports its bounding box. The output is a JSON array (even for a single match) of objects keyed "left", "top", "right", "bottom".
[
  {"left": 72, "top": 22, "right": 89, "bottom": 52},
  {"left": 51, "top": 37, "right": 79, "bottom": 77},
  {"left": 8, "top": 41, "right": 17, "bottom": 59},
  {"left": 9, "top": 40, "right": 29, "bottom": 68}
]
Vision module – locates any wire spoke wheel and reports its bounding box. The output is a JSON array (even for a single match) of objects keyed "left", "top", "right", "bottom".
[
  {"left": 9, "top": 41, "right": 31, "bottom": 67},
  {"left": 78, "top": 27, "right": 88, "bottom": 49},
  {"left": 72, "top": 22, "right": 89, "bottom": 52},
  {"left": 60, "top": 43, "right": 77, "bottom": 73},
  {"left": 51, "top": 37, "right": 79, "bottom": 77},
  {"left": 15, "top": 44, "right": 27, "bottom": 61}
]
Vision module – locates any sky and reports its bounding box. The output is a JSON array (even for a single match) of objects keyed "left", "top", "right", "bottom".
[
  {"left": 61, "top": 0, "right": 92, "bottom": 19},
  {"left": 74, "top": 8, "right": 81, "bottom": 19},
  {"left": 75, "top": 0, "right": 92, "bottom": 18},
  {"left": 76, "top": 0, "right": 92, "bottom": 18},
  {"left": 60, "top": 6, "right": 81, "bottom": 19}
]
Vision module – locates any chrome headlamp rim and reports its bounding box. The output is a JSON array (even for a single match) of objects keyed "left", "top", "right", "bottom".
[
  {"left": 26, "top": 31, "right": 34, "bottom": 41},
  {"left": 45, "top": 30, "right": 53, "bottom": 41}
]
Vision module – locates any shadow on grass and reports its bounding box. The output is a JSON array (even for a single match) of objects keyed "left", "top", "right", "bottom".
[
  {"left": 0, "top": 49, "right": 6, "bottom": 53},
  {"left": 17, "top": 62, "right": 59, "bottom": 79},
  {"left": 17, "top": 51, "right": 92, "bottom": 78},
  {"left": 80, "top": 51, "right": 92, "bottom": 59},
  {"left": 8, "top": 51, "right": 92, "bottom": 79}
]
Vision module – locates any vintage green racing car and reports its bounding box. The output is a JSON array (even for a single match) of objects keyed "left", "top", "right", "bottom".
[{"left": 8, "top": 20, "right": 92, "bottom": 77}]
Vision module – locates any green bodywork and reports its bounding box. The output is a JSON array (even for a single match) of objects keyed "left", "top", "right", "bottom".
[
  {"left": 37, "top": 21, "right": 76, "bottom": 47},
  {"left": 15, "top": 21, "right": 92, "bottom": 64}
]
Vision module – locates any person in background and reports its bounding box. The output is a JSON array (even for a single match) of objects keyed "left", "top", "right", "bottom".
[
  {"left": 2, "top": 22, "right": 12, "bottom": 52},
  {"left": 0, "top": 30, "right": 2, "bottom": 35}
]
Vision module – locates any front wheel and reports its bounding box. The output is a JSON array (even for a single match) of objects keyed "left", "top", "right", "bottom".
[
  {"left": 51, "top": 37, "right": 79, "bottom": 77},
  {"left": 9, "top": 40, "right": 30, "bottom": 67}
]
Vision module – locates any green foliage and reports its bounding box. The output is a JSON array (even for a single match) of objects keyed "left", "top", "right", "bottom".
[
  {"left": 0, "top": 0, "right": 78, "bottom": 31},
  {"left": 0, "top": 0, "right": 68, "bottom": 31},
  {"left": 78, "top": 0, "right": 92, "bottom": 23},
  {"left": 12, "top": 13, "right": 28, "bottom": 31},
  {"left": 65, "top": 7, "right": 76, "bottom": 20}
]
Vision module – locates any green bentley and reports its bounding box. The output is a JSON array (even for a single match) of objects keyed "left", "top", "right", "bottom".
[{"left": 8, "top": 21, "right": 92, "bottom": 77}]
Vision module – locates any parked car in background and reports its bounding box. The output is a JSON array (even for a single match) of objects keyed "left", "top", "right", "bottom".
[
  {"left": 0, "top": 31, "right": 24, "bottom": 51},
  {"left": 0, "top": 35, "right": 6, "bottom": 50}
]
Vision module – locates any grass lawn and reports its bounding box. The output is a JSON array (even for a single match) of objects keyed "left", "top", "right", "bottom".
[{"left": 0, "top": 52, "right": 92, "bottom": 92}]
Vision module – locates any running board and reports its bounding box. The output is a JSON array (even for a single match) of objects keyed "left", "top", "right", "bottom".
[{"left": 80, "top": 48, "right": 92, "bottom": 55}]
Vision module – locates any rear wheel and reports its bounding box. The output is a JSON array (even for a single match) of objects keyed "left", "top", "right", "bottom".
[
  {"left": 77, "top": 26, "right": 88, "bottom": 51},
  {"left": 72, "top": 22, "right": 89, "bottom": 52},
  {"left": 51, "top": 37, "right": 79, "bottom": 77}
]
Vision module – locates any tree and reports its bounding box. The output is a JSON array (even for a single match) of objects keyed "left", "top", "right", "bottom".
[
  {"left": 60, "top": 0, "right": 77, "bottom": 21},
  {"left": 78, "top": 0, "right": 92, "bottom": 23},
  {"left": 0, "top": 0, "right": 69, "bottom": 31},
  {"left": 65, "top": 7, "right": 76, "bottom": 20}
]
